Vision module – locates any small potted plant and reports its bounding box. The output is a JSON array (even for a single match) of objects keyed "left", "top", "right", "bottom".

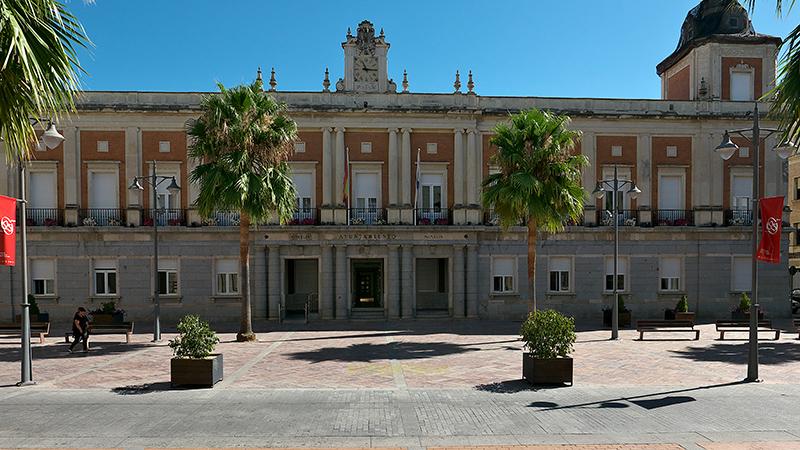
[
  {"left": 169, "top": 315, "right": 223, "bottom": 387},
  {"left": 674, "top": 295, "right": 695, "bottom": 323},
  {"left": 602, "top": 296, "right": 631, "bottom": 327},
  {"left": 731, "top": 292, "right": 764, "bottom": 321},
  {"left": 90, "top": 301, "right": 125, "bottom": 324},
  {"left": 520, "top": 309, "right": 576, "bottom": 385}
]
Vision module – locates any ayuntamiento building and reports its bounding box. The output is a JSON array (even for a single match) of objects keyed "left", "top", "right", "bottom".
[{"left": 1, "top": 1, "right": 793, "bottom": 325}]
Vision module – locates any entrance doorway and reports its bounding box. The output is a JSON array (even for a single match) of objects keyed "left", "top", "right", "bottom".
[
  {"left": 351, "top": 259, "right": 383, "bottom": 308},
  {"left": 284, "top": 259, "right": 319, "bottom": 319},
  {"left": 416, "top": 258, "right": 449, "bottom": 312}
]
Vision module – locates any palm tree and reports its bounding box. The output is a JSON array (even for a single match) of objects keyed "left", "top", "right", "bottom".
[
  {"left": 482, "top": 109, "right": 587, "bottom": 313},
  {"left": 736, "top": 0, "right": 800, "bottom": 142},
  {"left": 188, "top": 80, "right": 297, "bottom": 342},
  {"left": 0, "top": 0, "right": 90, "bottom": 161}
]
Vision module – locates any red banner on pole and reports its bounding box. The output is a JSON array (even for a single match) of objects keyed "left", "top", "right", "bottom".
[
  {"left": 757, "top": 196, "right": 784, "bottom": 264},
  {"left": 0, "top": 195, "right": 17, "bottom": 266}
]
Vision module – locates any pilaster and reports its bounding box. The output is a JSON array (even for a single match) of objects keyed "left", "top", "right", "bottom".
[
  {"left": 125, "top": 127, "right": 141, "bottom": 208},
  {"left": 321, "top": 244, "right": 335, "bottom": 319},
  {"left": 466, "top": 129, "right": 478, "bottom": 206},
  {"left": 62, "top": 126, "right": 78, "bottom": 208},
  {"left": 453, "top": 129, "right": 465, "bottom": 206},
  {"left": 452, "top": 245, "right": 465, "bottom": 318},
  {"left": 388, "top": 128, "right": 399, "bottom": 205},
  {"left": 267, "top": 245, "right": 281, "bottom": 320},
  {"left": 322, "top": 127, "right": 333, "bottom": 206},
  {"left": 401, "top": 245, "right": 414, "bottom": 318},
  {"left": 466, "top": 244, "right": 479, "bottom": 318},
  {"left": 335, "top": 127, "right": 345, "bottom": 207},
  {"left": 335, "top": 245, "right": 348, "bottom": 319},
  {"left": 387, "top": 244, "right": 401, "bottom": 319},
  {"left": 581, "top": 131, "right": 597, "bottom": 225},
  {"left": 401, "top": 128, "right": 412, "bottom": 206},
  {"left": 636, "top": 134, "right": 651, "bottom": 208},
  {"left": 764, "top": 134, "right": 779, "bottom": 197}
]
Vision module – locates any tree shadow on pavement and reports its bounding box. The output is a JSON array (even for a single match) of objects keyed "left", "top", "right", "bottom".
[
  {"left": 669, "top": 342, "right": 800, "bottom": 365},
  {"left": 0, "top": 341, "right": 156, "bottom": 362},
  {"left": 285, "top": 341, "right": 479, "bottom": 363},
  {"left": 111, "top": 381, "right": 173, "bottom": 395},
  {"left": 474, "top": 379, "right": 571, "bottom": 393}
]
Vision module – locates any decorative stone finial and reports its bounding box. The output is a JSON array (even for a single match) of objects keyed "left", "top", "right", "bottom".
[
  {"left": 380, "top": 28, "right": 385, "bottom": 37},
  {"left": 467, "top": 70, "right": 474, "bottom": 94},
  {"left": 256, "top": 66, "right": 262, "bottom": 82},
  {"left": 269, "top": 67, "right": 277, "bottom": 91},
  {"left": 402, "top": 69, "right": 409, "bottom": 93},
  {"left": 698, "top": 77, "right": 708, "bottom": 99},
  {"left": 347, "top": 27, "right": 352, "bottom": 38},
  {"left": 323, "top": 67, "right": 331, "bottom": 92},
  {"left": 453, "top": 70, "right": 461, "bottom": 93}
]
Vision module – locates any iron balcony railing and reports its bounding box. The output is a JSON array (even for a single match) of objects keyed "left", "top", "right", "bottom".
[
  {"left": 207, "top": 211, "right": 241, "bottom": 226},
  {"left": 653, "top": 209, "right": 695, "bottom": 226},
  {"left": 725, "top": 209, "right": 754, "bottom": 226},
  {"left": 484, "top": 209, "right": 526, "bottom": 226},
  {"left": 415, "top": 208, "right": 450, "bottom": 225},
  {"left": 143, "top": 209, "right": 186, "bottom": 226},
  {"left": 597, "top": 209, "right": 639, "bottom": 227},
  {"left": 348, "top": 208, "right": 386, "bottom": 225},
  {"left": 25, "top": 208, "right": 63, "bottom": 226},
  {"left": 289, "top": 208, "right": 319, "bottom": 225},
  {"left": 79, "top": 208, "right": 125, "bottom": 226}
]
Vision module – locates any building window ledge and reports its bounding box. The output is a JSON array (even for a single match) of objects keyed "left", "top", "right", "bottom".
[
  {"left": 150, "top": 295, "right": 182, "bottom": 304},
  {"left": 211, "top": 295, "right": 242, "bottom": 303},
  {"left": 88, "top": 295, "right": 121, "bottom": 303}
]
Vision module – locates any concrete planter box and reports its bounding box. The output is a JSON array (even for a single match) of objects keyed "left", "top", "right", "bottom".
[
  {"left": 603, "top": 309, "right": 631, "bottom": 328},
  {"left": 731, "top": 310, "right": 764, "bottom": 321},
  {"left": 522, "top": 353, "right": 573, "bottom": 386},
  {"left": 675, "top": 312, "right": 695, "bottom": 323},
  {"left": 170, "top": 354, "right": 223, "bottom": 387}
]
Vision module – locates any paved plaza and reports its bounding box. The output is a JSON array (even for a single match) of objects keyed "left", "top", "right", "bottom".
[{"left": 0, "top": 321, "right": 799, "bottom": 449}]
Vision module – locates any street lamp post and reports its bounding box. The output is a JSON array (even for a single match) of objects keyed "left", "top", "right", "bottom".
[
  {"left": 17, "top": 120, "right": 64, "bottom": 386},
  {"left": 593, "top": 165, "right": 641, "bottom": 340},
  {"left": 129, "top": 161, "right": 180, "bottom": 342},
  {"left": 715, "top": 102, "right": 796, "bottom": 382}
]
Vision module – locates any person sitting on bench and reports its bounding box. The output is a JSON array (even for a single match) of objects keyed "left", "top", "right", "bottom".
[{"left": 68, "top": 307, "right": 89, "bottom": 354}]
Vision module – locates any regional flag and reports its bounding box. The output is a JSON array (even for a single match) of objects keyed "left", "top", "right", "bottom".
[
  {"left": 756, "top": 196, "right": 784, "bottom": 264},
  {"left": 0, "top": 195, "right": 17, "bottom": 266}
]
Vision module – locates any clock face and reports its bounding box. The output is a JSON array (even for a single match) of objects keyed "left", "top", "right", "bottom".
[{"left": 354, "top": 55, "right": 379, "bottom": 82}]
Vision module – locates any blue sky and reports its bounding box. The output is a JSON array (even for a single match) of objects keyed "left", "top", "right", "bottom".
[{"left": 70, "top": 0, "right": 798, "bottom": 99}]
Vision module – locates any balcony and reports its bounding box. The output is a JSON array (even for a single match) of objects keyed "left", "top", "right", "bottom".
[
  {"left": 288, "top": 208, "right": 319, "bottom": 226},
  {"left": 79, "top": 208, "right": 125, "bottom": 226},
  {"left": 415, "top": 208, "right": 450, "bottom": 225},
  {"left": 25, "top": 208, "right": 62, "bottom": 226},
  {"left": 348, "top": 208, "right": 386, "bottom": 225},
  {"left": 725, "top": 209, "right": 753, "bottom": 226},
  {"left": 143, "top": 209, "right": 186, "bottom": 226},
  {"left": 653, "top": 209, "right": 694, "bottom": 227},
  {"left": 597, "top": 209, "right": 639, "bottom": 227},
  {"left": 205, "top": 211, "right": 240, "bottom": 226}
]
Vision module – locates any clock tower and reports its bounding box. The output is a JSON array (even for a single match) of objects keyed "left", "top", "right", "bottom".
[{"left": 339, "top": 20, "right": 393, "bottom": 93}]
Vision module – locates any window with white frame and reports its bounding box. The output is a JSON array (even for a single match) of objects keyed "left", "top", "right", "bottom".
[
  {"left": 604, "top": 257, "right": 627, "bottom": 292},
  {"left": 293, "top": 142, "right": 306, "bottom": 153},
  {"left": 601, "top": 167, "right": 632, "bottom": 213},
  {"left": 216, "top": 259, "right": 239, "bottom": 295},
  {"left": 794, "top": 177, "right": 800, "bottom": 200},
  {"left": 28, "top": 170, "right": 57, "bottom": 210},
  {"left": 666, "top": 146, "right": 678, "bottom": 158},
  {"left": 731, "top": 256, "right": 752, "bottom": 292},
  {"left": 88, "top": 170, "right": 118, "bottom": 209},
  {"left": 659, "top": 257, "right": 682, "bottom": 291},
  {"left": 360, "top": 141, "right": 372, "bottom": 153},
  {"left": 420, "top": 173, "right": 443, "bottom": 211},
  {"left": 96, "top": 140, "right": 109, "bottom": 152},
  {"left": 739, "top": 146, "right": 749, "bottom": 158},
  {"left": 426, "top": 143, "right": 438, "bottom": 154},
  {"left": 158, "top": 259, "right": 179, "bottom": 295},
  {"left": 354, "top": 172, "right": 379, "bottom": 210},
  {"left": 31, "top": 259, "right": 55, "bottom": 296},
  {"left": 492, "top": 257, "right": 515, "bottom": 293},
  {"left": 292, "top": 171, "right": 314, "bottom": 219},
  {"left": 548, "top": 257, "right": 571, "bottom": 292},
  {"left": 159, "top": 141, "right": 171, "bottom": 153},
  {"left": 93, "top": 259, "right": 117, "bottom": 296},
  {"left": 611, "top": 145, "right": 623, "bottom": 157},
  {"left": 731, "top": 174, "right": 752, "bottom": 210}
]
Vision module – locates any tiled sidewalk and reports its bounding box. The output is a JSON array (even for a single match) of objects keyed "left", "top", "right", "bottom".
[{"left": 0, "top": 321, "right": 798, "bottom": 389}]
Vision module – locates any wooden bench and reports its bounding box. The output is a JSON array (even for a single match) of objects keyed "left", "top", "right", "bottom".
[
  {"left": 793, "top": 318, "right": 799, "bottom": 339},
  {"left": 636, "top": 320, "right": 699, "bottom": 340},
  {"left": 64, "top": 321, "right": 134, "bottom": 344},
  {"left": 715, "top": 320, "right": 780, "bottom": 340},
  {"left": 0, "top": 321, "right": 51, "bottom": 344}
]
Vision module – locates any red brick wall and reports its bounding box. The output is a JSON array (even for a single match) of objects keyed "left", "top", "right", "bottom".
[
  {"left": 666, "top": 66, "right": 691, "bottom": 100},
  {"left": 80, "top": 131, "right": 125, "bottom": 208},
  {"left": 651, "top": 136, "right": 693, "bottom": 209},
  {"left": 141, "top": 131, "right": 188, "bottom": 209}
]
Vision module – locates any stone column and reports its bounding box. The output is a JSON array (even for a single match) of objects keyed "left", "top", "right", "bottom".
[
  {"left": 581, "top": 131, "right": 596, "bottom": 225},
  {"left": 62, "top": 126, "right": 78, "bottom": 208},
  {"left": 636, "top": 134, "right": 651, "bottom": 208},
  {"left": 709, "top": 131, "right": 724, "bottom": 208},
  {"left": 764, "top": 134, "right": 779, "bottom": 197},
  {"left": 125, "top": 127, "right": 141, "bottom": 207},
  {"left": 692, "top": 133, "right": 708, "bottom": 206},
  {"left": 335, "top": 127, "right": 345, "bottom": 207},
  {"left": 387, "top": 244, "right": 400, "bottom": 319},
  {"left": 466, "top": 129, "right": 478, "bottom": 205},
  {"left": 322, "top": 127, "right": 332, "bottom": 206},
  {"left": 401, "top": 128, "right": 412, "bottom": 206},
  {"left": 267, "top": 245, "right": 281, "bottom": 320},
  {"left": 401, "top": 245, "right": 414, "bottom": 318},
  {"left": 320, "top": 244, "right": 334, "bottom": 319},
  {"left": 452, "top": 245, "right": 465, "bottom": 318},
  {"left": 453, "top": 129, "right": 465, "bottom": 206},
  {"left": 466, "top": 244, "right": 479, "bottom": 318},
  {"left": 335, "top": 245, "right": 348, "bottom": 319},
  {"left": 388, "top": 128, "right": 399, "bottom": 205}
]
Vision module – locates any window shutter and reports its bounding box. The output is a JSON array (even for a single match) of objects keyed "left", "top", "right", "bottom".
[
  {"left": 660, "top": 257, "right": 681, "bottom": 279},
  {"left": 29, "top": 172, "right": 57, "bottom": 208},
  {"left": 550, "top": 257, "right": 570, "bottom": 272},
  {"left": 292, "top": 173, "right": 313, "bottom": 199},
  {"left": 493, "top": 257, "right": 514, "bottom": 277},
  {"left": 216, "top": 259, "right": 238, "bottom": 274},
  {"left": 31, "top": 260, "right": 55, "bottom": 279},
  {"left": 158, "top": 259, "right": 178, "bottom": 271},
  {"left": 94, "top": 259, "right": 116, "bottom": 270},
  {"left": 606, "top": 257, "right": 626, "bottom": 275}
]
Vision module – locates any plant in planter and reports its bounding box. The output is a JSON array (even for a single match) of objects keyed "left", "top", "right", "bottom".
[
  {"left": 674, "top": 295, "right": 695, "bottom": 323},
  {"left": 90, "top": 301, "right": 125, "bottom": 324},
  {"left": 520, "top": 309, "right": 576, "bottom": 385},
  {"left": 731, "top": 292, "right": 764, "bottom": 321},
  {"left": 602, "top": 296, "right": 631, "bottom": 327},
  {"left": 169, "top": 315, "right": 223, "bottom": 387}
]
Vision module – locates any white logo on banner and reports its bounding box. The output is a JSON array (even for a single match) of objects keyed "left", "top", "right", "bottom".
[
  {"left": 766, "top": 217, "right": 780, "bottom": 235},
  {"left": 0, "top": 216, "right": 14, "bottom": 236}
]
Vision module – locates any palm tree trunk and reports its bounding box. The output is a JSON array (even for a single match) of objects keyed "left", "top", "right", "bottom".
[
  {"left": 527, "top": 217, "right": 538, "bottom": 313},
  {"left": 236, "top": 212, "right": 256, "bottom": 342}
]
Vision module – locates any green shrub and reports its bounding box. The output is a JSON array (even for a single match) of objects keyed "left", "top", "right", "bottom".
[
  {"left": 675, "top": 295, "right": 689, "bottom": 313},
  {"left": 27, "top": 294, "right": 40, "bottom": 316},
  {"left": 519, "top": 309, "right": 576, "bottom": 359},
  {"left": 738, "top": 292, "right": 752, "bottom": 312},
  {"left": 169, "top": 315, "right": 219, "bottom": 359}
]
